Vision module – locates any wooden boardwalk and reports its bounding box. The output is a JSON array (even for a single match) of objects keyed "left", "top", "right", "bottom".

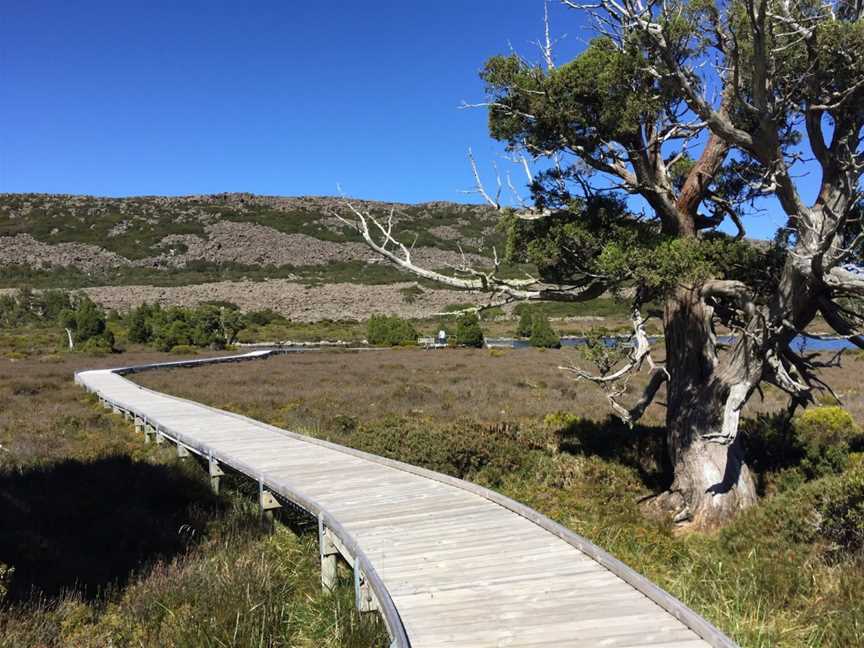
[{"left": 75, "top": 351, "right": 738, "bottom": 648}]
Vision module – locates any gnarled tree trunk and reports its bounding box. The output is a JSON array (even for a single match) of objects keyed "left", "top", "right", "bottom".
[{"left": 655, "top": 287, "right": 759, "bottom": 529}]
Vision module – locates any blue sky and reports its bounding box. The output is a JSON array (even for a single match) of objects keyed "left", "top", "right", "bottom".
[
  {"left": 1, "top": 2, "right": 577, "bottom": 198},
  {"left": 1, "top": 1, "right": 792, "bottom": 238}
]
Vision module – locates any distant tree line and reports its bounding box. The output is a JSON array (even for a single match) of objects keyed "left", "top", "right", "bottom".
[
  {"left": 126, "top": 303, "right": 245, "bottom": 352},
  {"left": 0, "top": 288, "right": 114, "bottom": 351},
  {"left": 0, "top": 288, "right": 292, "bottom": 354}
]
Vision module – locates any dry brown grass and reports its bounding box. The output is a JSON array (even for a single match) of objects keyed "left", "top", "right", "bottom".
[
  {"left": 0, "top": 348, "right": 385, "bottom": 648},
  {"left": 133, "top": 346, "right": 864, "bottom": 430}
]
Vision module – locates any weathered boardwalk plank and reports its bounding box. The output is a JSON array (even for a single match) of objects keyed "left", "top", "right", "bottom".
[{"left": 74, "top": 351, "right": 738, "bottom": 648}]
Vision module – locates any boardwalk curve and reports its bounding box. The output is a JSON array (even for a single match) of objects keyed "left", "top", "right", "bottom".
[{"left": 75, "top": 351, "right": 739, "bottom": 648}]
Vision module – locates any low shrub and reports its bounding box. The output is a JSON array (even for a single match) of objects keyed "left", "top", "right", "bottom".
[
  {"left": 168, "top": 344, "right": 199, "bottom": 355},
  {"left": 243, "top": 309, "right": 285, "bottom": 326},
  {"left": 795, "top": 406, "right": 863, "bottom": 479},
  {"left": 479, "top": 306, "right": 505, "bottom": 321},
  {"left": 742, "top": 407, "right": 864, "bottom": 491},
  {"left": 329, "top": 416, "right": 523, "bottom": 484},
  {"left": 546, "top": 412, "right": 669, "bottom": 485},
  {"left": 77, "top": 336, "right": 115, "bottom": 355},
  {"left": 819, "top": 466, "right": 864, "bottom": 558},
  {"left": 366, "top": 314, "right": 417, "bottom": 346}
]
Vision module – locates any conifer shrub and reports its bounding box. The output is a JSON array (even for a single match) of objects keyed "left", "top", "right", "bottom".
[
  {"left": 0, "top": 288, "right": 74, "bottom": 328},
  {"left": 59, "top": 296, "right": 114, "bottom": 351},
  {"left": 529, "top": 312, "right": 561, "bottom": 348},
  {"left": 125, "top": 303, "right": 244, "bottom": 351},
  {"left": 455, "top": 312, "right": 484, "bottom": 348},
  {"left": 244, "top": 309, "right": 285, "bottom": 326},
  {"left": 126, "top": 303, "right": 155, "bottom": 343},
  {"left": 516, "top": 307, "right": 534, "bottom": 337},
  {"left": 366, "top": 314, "right": 417, "bottom": 346}
]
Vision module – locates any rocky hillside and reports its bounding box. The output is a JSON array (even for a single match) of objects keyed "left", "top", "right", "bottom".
[
  {"left": 0, "top": 193, "right": 498, "bottom": 275},
  {"left": 0, "top": 193, "right": 501, "bottom": 319}
]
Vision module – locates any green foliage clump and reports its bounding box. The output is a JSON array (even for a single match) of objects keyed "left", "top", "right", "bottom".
[
  {"left": 794, "top": 406, "right": 863, "bottom": 479},
  {"left": 819, "top": 466, "right": 864, "bottom": 558},
  {"left": 125, "top": 303, "right": 245, "bottom": 351},
  {"left": 528, "top": 312, "right": 560, "bottom": 348},
  {"left": 328, "top": 416, "right": 523, "bottom": 485},
  {"left": 366, "top": 314, "right": 417, "bottom": 346},
  {"left": 126, "top": 303, "right": 154, "bottom": 344},
  {"left": 516, "top": 308, "right": 533, "bottom": 337},
  {"left": 0, "top": 287, "right": 74, "bottom": 328},
  {"left": 59, "top": 296, "right": 114, "bottom": 351},
  {"left": 0, "top": 288, "right": 116, "bottom": 352},
  {"left": 167, "top": 344, "right": 199, "bottom": 355},
  {"left": 243, "top": 309, "right": 286, "bottom": 327},
  {"left": 722, "top": 465, "right": 864, "bottom": 564},
  {"left": 742, "top": 407, "right": 863, "bottom": 493},
  {"left": 454, "top": 312, "right": 484, "bottom": 348}
]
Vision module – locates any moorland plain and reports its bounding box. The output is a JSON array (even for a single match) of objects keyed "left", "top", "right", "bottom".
[
  {"left": 1, "top": 329, "right": 862, "bottom": 647},
  {"left": 133, "top": 347, "right": 864, "bottom": 648}
]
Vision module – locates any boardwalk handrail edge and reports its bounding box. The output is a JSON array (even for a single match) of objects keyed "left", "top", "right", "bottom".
[
  {"left": 75, "top": 350, "right": 739, "bottom": 648},
  {"left": 75, "top": 353, "right": 408, "bottom": 647}
]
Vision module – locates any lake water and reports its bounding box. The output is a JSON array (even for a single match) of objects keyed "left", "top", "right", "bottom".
[{"left": 487, "top": 335, "right": 859, "bottom": 352}]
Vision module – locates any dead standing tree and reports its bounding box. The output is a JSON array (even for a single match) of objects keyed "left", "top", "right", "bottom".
[{"left": 340, "top": 0, "right": 864, "bottom": 529}]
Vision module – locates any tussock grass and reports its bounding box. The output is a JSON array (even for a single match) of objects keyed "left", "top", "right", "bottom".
[{"left": 0, "top": 350, "right": 386, "bottom": 648}]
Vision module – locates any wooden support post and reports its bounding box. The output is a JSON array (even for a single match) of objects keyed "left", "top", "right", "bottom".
[
  {"left": 208, "top": 456, "right": 224, "bottom": 494},
  {"left": 258, "top": 479, "right": 281, "bottom": 527},
  {"left": 176, "top": 443, "right": 190, "bottom": 459},
  {"left": 318, "top": 516, "right": 339, "bottom": 591},
  {"left": 134, "top": 417, "right": 143, "bottom": 433},
  {"left": 144, "top": 424, "right": 155, "bottom": 444},
  {"left": 354, "top": 564, "right": 378, "bottom": 612}
]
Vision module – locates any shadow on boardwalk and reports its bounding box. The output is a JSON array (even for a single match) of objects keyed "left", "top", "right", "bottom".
[{"left": 0, "top": 455, "right": 224, "bottom": 603}]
